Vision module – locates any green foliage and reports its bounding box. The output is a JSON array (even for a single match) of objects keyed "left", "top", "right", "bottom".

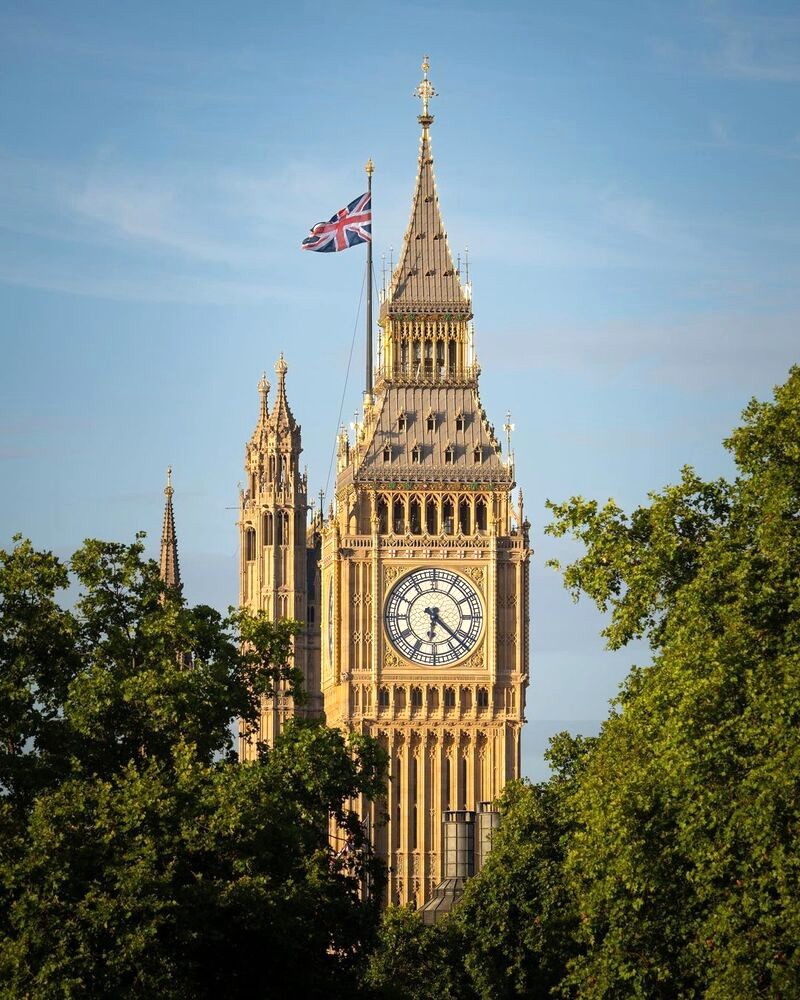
[
  {"left": 547, "top": 367, "right": 800, "bottom": 997},
  {"left": 452, "top": 733, "right": 595, "bottom": 999},
  {"left": 363, "top": 905, "right": 469, "bottom": 1000},
  {"left": 545, "top": 469, "right": 732, "bottom": 651},
  {"left": 0, "top": 536, "right": 386, "bottom": 998}
]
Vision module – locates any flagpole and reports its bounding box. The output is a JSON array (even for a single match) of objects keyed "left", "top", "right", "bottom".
[{"left": 365, "top": 158, "right": 374, "bottom": 401}]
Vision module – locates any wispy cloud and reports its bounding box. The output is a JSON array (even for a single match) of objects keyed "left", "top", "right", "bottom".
[
  {"left": 704, "top": 9, "right": 800, "bottom": 82},
  {"left": 0, "top": 257, "right": 298, "bottom": 306},
  {"left": 0, "top": 151, "right": 353, "bottom": 303},
  {"left": 492, "top": 310, "right": 800, "bottom": 388},
  {"left": 655, "top": 4, "right": 800, "bottom": 83}
]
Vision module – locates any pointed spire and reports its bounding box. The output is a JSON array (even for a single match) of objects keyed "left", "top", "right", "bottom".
[
  {"left": 257, "top": 371, "right": 270, "bottom": 423},
  {"left": 386, "top": 57, "right": 469, "bottom": 314},
  {"left": 270, "top": 352, "right": 297, "bottom": 430},
  {"left": 159, "top": 466, "right": 182, "bottom": 592}
]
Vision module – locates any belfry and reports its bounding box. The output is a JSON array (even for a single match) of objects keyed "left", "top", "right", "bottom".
[{"left": 238, "top": 59, "right": 529, "bottom": 907}]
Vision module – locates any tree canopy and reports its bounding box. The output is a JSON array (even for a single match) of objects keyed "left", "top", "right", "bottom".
[
  {"left": 0, "top": 536, "right": 386, "bottom": 998},
  {"left": 366, "top": 366, "right": 800, "bottom": 998},
  {"left": 546, "top": 365, "right": 800, "bottom": 997}
]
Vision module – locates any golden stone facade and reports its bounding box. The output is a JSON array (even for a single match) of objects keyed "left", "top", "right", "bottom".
[{"left": 238, "top": 62, "right": 529, "bottom": 907}]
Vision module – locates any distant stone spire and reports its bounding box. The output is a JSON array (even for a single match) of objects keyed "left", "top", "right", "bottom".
[{"left": 159, "top": 466, "right": 182, "bottom": 591}]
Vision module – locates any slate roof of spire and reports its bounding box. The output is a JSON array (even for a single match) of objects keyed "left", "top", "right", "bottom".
[{"left": 386, "top": 120, "right": 470, "bottom": 314}]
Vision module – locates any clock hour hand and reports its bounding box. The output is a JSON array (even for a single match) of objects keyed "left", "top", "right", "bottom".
[{"left": 423, "top": 606, "right": 440, "bottom": 640}]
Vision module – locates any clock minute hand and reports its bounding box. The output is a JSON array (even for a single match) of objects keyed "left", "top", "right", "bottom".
[{"left": 430, "top": 609, "right": 458, "bottom": 640}]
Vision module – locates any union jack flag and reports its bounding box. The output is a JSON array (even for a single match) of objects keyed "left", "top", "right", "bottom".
[{"left": 301, "top": 192, "right": 372, "bottom": 252}]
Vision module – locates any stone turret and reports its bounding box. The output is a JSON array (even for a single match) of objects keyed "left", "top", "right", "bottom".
[{"left": 239, "top": 357, "right": 322, "bottom": 756}]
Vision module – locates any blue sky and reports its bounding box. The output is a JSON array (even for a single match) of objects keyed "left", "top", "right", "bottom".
[{"left": 1, "top": 1, "right": 798, "bottom": 778}]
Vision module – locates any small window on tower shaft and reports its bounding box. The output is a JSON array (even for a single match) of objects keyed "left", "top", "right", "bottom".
[
  {"left": 473, "top": 445, "right": 483, "bottom": 464},
  {"left": 443, "top": 686, "right": 456, "bottom": 708},
  {"left": 383, "top": 446, "right": 391, "bottom": 463},
  {"left": 411, "top": 444, "right": 422, "bottom": 464},
  {"left": 379, "top": 686, "right": 390, "bottom": 709},
  {"left": 398, "top": 413, "right": 407, "bottom": 432},
  {"left": 426, "top": 414, "right": 435, "bottom": 432},
  {"left": 445, "top": 445, "right": 455, "bottom": 465},
  {"left": 456, "top": 413, "right": 466, "bottom": 432}
]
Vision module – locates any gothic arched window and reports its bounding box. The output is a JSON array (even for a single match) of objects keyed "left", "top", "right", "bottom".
[
  {"left": 476, "top": 497, "right": 488, "bottom": 534},
  {"left": 377, "top": 497, "right": 389, "bottom": 534},
  {"left": 423, "top": 340, "right": 433, "bottom": 378},
  {"left": 263, "top": 512, "right": 273, "bottom": 545},
  {"left": 393, "top": 497, "right": 404, "bottom": 534},
  {"left": 409, "top": 497, "right": 422, "bottom": 534},
  {"left": 442, "top": 498, "right": 454, "bottom": 535},
  {"left": 425, "top": 497, "right": 437, "bottom": 535},
  {"left": 245, "top": 527, "right": 256, "bottom": 562},
  {"left": 459, "top": 498, "right": 471, "bottom": 535}
]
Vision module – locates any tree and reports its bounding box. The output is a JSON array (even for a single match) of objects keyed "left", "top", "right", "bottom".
[
  {"left": 363, "top": 904, "right": 470, "bottom": 1000},
  {"left": 0, "top": 536, "right": 386, "bottom": 998},
  {"left": 546, "top": 367, "right": 800, "bottom": 998}
]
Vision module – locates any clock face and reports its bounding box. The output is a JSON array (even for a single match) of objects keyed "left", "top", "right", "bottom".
[{"left": 384, "top": 568, "right": 483, "bottom": 667}]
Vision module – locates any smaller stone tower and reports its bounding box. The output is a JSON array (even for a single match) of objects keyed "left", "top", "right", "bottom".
[{"left": 238, "top": 356, "right": 322, "bottom": 757}]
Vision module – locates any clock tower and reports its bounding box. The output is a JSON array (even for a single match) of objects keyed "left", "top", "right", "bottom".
[{"left": 320, "top": 60, "right": 530, "bottom": 907}]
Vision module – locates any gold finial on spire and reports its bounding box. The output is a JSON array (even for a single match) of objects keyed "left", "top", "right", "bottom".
[
  {"left": 275, "top": 352, "right": 288, "bottom": 379},
  {"left": 165, "top": 465, "right": 173, "bottom": 498},
  {"left": 365, "top": 157, "right": 374, "bottom": 177},
  {"left": 414, "top": 55, "right": 437, "bottom": 123}
]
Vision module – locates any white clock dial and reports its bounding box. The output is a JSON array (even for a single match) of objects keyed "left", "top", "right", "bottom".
[{"left": 384, "top": 568, "right": 483, "bottom": 667}]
